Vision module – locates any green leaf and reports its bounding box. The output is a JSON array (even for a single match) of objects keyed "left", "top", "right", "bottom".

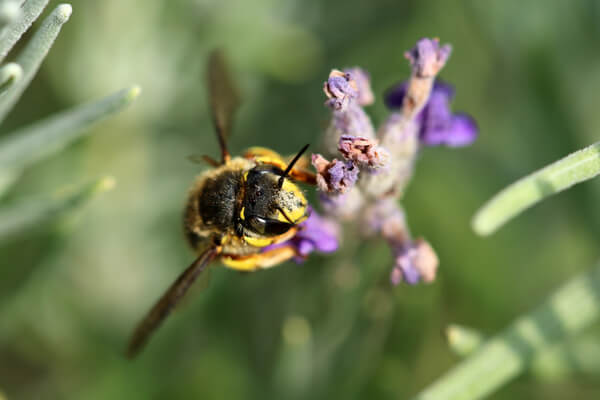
[
  {"left": 0, "top": 167, "right": 17, "bottom": 197},
  {"left": 0, "top": 0, "right": 22, "bottom": 32},
  {"left": 445, "top": 324, "right": 485, "bottom": 358},
  {"left": 413, "top": 262, "right": 600, "bottom": 400},
  {"left": 472, "top": 142, "right": 600, "bottom": 236},
  {"left": 0, "top": 176, "right": 115, "bottom": 241},
  {"left": 0, "top": 3, "right": 71, "bottom": 122},
  {"left": 0, "top": 0, "right": 49, "bottom": 63},
  {"left": 0, "top": 61, "right": 21, "bottom": 93},
  {"left": 0, "top": 85, "right": 141, "bottom": 172}
]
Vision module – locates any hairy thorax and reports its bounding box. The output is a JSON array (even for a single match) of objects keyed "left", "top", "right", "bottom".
[{"left": 183, "top": 157, "right": 258, "bottom": 256}]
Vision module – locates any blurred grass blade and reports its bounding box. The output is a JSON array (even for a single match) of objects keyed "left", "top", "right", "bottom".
[
  {"left": 0, "top": 0, "right": 22, "bottom": 32},
  {"left": 445, "top": 324, "right": 484, "bottom": 358},
  {"left": 0, "top": 167, "right": 17, "bottom": 197},
  {"left": 447, "top": 324, "right": 600, "bottom": 381},
  {"left": 0, "top": 0, "right": 48, "bottom": 63},
  {"left": 0, "top": 85, "right": 141, "bottom": 171},
  {"left": 0, "top": 3, "right": 71, "bottom": 123},
  {"left": 0, "top": 176, "right": 115, "bottom": 241},
  {"left": 413, "top": 262, "right": 600, "bottom": 400},
  {"left": 472, "top": 142, "right": 600, "bottom": 236},
  {"left": 0, "top": 61, "right": 21, "bottom": 93}
]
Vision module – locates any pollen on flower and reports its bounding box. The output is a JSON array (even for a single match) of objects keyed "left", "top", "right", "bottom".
[
  {"left": 311, "top": 154, "right": 358, "bottom": 194},
  {"left": 338, "top": 135, "right": 389, "bottom": 169}
]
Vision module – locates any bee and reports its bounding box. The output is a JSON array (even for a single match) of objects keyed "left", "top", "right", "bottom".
[{"left": 126, "top": 51, "right": 316, "bottom": 358}]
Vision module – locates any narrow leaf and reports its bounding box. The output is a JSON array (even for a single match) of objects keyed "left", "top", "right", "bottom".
[
  {"left": 0, "top": 0, "right": 48, "bottom": 63},
  {"left": 445, "top": 324, "right": 484, "bottom": 358},
  {"left": 0, "top": 3, "right": 71, "bottom": 122},
  {"left": 0, "top": 61, "right": 21, "bottom": 93},
  {"left": 447, "top": 324, "right": 600, "bottom": 380},
  {"left": 0, "top": 176, "right": 115, "bottom": 241},
  {"left": 472, "top": 142, "right": 600, "bottom": 235},
  {"left": 0, "top": 0, "right": 22, "bottom": 32},
  {"left": 0, "top": 85, "right": 141, "bottom": 172},
  {"left": 413, "top": 262, "right": 600, "bottom": 400},
  {"left": 0, "top": 167, "right": 17, "bottom": 197}
]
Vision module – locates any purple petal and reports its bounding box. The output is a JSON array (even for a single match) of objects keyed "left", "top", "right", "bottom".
[
  {"left": 294, "top": 208, "right": 340, "bottom": 254},
  {"left": 324, "top": 70, "right": 358, "bottom": 111},
  {"left": 383, "top": 82, "right": 407, "bottom": 109},
  {"left": 445, "top": 114, "right": 478, "bottom": 147},
  {"left": 384, "top": 79, "right": 478, "bottom": 148},
  {"left": 343, "top": 67, "right": 374, "bottom": 106},
  {"left": 263, "top": 207, "right": 340, "bottom": 263}
]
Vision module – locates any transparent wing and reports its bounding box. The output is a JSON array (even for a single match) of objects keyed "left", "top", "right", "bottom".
[
  {"left": 126, "top": 245, "right": 219, "bottom": 358},
  {"left": 207, "top": 49, "right": 240, "bottom": 163}
]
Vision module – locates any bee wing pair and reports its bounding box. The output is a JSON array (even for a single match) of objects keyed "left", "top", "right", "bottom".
[{"left": 126, "top": 51, "right": 237, "bottom": 358}]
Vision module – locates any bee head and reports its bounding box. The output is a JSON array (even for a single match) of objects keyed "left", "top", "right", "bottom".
[{"left": 239, "top": 164, "right": 308, "bottom": 238}]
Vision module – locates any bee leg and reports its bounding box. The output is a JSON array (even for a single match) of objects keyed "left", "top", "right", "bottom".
[
  {"left": 287, "top": 168, "right": 316, "bottom": 185},
  {"left": 221, "top": 246, "right": 297, "bottom": 271}
]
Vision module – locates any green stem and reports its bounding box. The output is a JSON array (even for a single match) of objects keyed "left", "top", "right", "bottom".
[
  {"left": 412, "top": 263, "right": 600, "bottom": 400},
  {"left": 472, "top": 142, "right": 600, "bottom": 236},
  {"left": 446, "top": 324, "right": 600, "bottom": 379}
]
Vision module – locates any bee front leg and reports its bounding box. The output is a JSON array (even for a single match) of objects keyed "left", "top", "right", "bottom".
[{"left": 287, "top": 168, "right": 316, "bottom": 185}]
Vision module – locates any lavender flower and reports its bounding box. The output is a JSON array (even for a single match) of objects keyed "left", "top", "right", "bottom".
[
  {"left": 405, "top": 37, "right": 452, "bottom": 78},
  {"left": 291, "top": 207, "right": 339, "bottom": 257},
  {"left": 309, "top": 37, "right": 474, "bottom": 286},
  {"left": 263, "top": 207, "right": 339, "bottom": 263},
  {"left": 390, "top": 239, "right": 439, "bottom": 285},
  {"left": 385, "top": 81, "right": 478, "bottom": 147},
  {"left": 343, "top": 67, "right": 374, "bottom": 106},
  {"left": 338, "top": 135, "right": 389, "bottom": 169},
  {"left": 311, "top": 154, "right": 359, "bottom": 194},
  {"left": 322, "top": 69, "right": 376, "bottom": 156},
  {"left": 323, "top": 69, "right": 358, "bottom": 111}
]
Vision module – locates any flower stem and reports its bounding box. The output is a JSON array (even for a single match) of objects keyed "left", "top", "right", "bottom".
[
  {"left": 472, "top": 141, "right": 600, "bottom": 236},
  {"left": 412, "top": 262, "right": 600, "bottom": 400}
]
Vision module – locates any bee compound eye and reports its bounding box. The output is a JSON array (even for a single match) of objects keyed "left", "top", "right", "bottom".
[{"left": 245, "top": 214, "right": 293, "bottom": 236}]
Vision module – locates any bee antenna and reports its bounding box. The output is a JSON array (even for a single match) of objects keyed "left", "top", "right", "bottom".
[{"left": 278, "top": 144, "right": 310, "bottom": 188}]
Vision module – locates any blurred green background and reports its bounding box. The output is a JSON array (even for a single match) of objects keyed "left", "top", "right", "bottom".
[{"left": 2, "top": 0, "right": 600, "bottom": 399}]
